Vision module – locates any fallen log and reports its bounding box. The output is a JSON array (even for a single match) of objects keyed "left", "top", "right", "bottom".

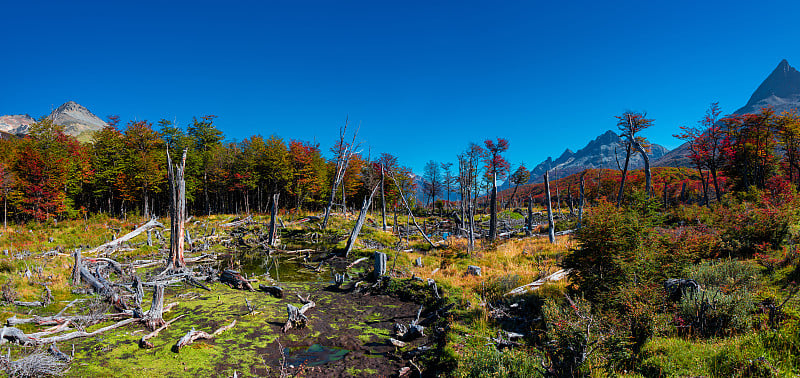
[
  {"left": 258, "top": 285, "right": 284, "bottom": 298},
  {"left": 173, "top": 320, "right": 236, "bottom": 352},
  {"left": 219, "top": 216, "right": 253, "bottom": 228},
  {"left": 139, "top": 314, "right": 186, "bottom": 349},
  {"left": 346, "top": 257, "right": 368, "bottom": 269},
  {"left": 87, "top": 218, "right": 163, "bottom": 256},
  {"left": 505, "top": 269, "right": 571, "bottom": 296},
  {"left": 220, "top": 269, "right": 254, "bottom": 291},
  {"left": 1, "top": 318, "right": 138, "bottom": 346}
]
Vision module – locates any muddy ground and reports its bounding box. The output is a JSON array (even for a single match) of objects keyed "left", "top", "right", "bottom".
[{"left": 55, "top": 267, "right": 427, "bottom": 377}]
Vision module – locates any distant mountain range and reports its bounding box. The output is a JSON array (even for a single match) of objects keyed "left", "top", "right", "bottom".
[
  {"left": 0, "top": 101, "right": 106, "bottom": 139},
  {"left": 654, "top": 59, "right": 800, "bottom": 168},
  {"left": 508, "top": 59, "right": 800, "bottom": 183}
]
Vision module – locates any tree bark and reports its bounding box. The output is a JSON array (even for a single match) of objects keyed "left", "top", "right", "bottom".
[
  {"left": 616, "top": 144, "right": 632, "bottom": 206},
  {"left": 632, "top": 141, "right": 651, "bottom": 197},
  {"left": 544, "top": 171, "right": 555, "bottom": 244}
]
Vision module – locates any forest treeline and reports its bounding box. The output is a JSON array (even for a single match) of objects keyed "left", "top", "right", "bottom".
[{"left": 0, "top": 115, "right": 423, "bottom": 224}]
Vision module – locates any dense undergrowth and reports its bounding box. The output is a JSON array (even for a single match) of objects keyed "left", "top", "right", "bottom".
[{"left": 1, "top": 187, "right": 799, "bottom": 377}]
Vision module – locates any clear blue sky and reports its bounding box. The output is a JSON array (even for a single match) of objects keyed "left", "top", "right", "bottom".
[{"left": 3, "top": 0, "right": 800, "bottom": 174}]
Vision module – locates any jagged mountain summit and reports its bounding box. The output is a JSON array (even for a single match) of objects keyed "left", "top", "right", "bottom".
[
  {"left": 654, "top": 59, "right": 800, "bottom": 168},
  {"left": 734, "top": 59, "right": 800, "bottom": 116},
  {"left": 47, "top": 101, "right": 107, "bottom": 137},
  {"left": 0, "top": 101, "right": 106, "bottom": 138},
  {"left": 0, "top": 114, "right": 36, "bottom": 135},
  {"left": 519, "top": 130, "right": 668, "bottom": 185}
]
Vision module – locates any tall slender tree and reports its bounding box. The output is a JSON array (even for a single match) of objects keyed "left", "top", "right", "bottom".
[
  {"left": 483, "top": 138, "right": 510, "bottom": 242},
  {"left": 615, "top": 111, "right": 653, "bottom": 205}
]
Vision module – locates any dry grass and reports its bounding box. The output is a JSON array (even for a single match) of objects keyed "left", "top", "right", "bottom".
[{"left": 399, "top": 235, "right": 575, "bottom": 300}]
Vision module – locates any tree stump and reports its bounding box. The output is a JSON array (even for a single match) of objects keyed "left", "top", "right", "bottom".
[
  {"left": 374, "top": 252, "right": 387, "bottom": 278},
  {"left": 71, "top": 249, "right": 82, "bottom": 286},
  {"left": 143, "top": 285, "right": 166, "bottom": 331},
  {"left": 466, "top": 265, "right": 481, "bottom": 276}
]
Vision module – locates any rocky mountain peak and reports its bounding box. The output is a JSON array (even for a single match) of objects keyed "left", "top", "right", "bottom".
[
  {"left": 736, "top": 59, "right": 800, "bottom": 115},
  {"left": 47, "top": 101, "right": 107, "bottom": 136}
]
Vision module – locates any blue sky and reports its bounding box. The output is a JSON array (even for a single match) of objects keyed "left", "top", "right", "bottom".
[{"left": 3, "top": 0, "right": 800, "bottom": 174}]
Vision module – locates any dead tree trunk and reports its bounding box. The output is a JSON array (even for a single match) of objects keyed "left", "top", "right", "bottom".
[
  {"left": 71, "top": 249, "right": 82, "bottom": 286},
  {"left": 381, "top": 165, "right": 387, "bottom": 231},
  {"left": 544, "top": 171, "right": 555, "bottom": 244},
  {"left": 374, "top": 251, "right": 387, "bottom": 278},
  {"left": 322, "top": 117, "right": 358, "bottom": 230},
  {"left": 143, "top": 285, "right": 166, "bottom": 331},
  {"left": 386, "top": 170, "right": 435, "bottom": 248},
  {"left": 165, "top": 148, "right": 188, "bottom": 273},
  {"left": 632, "top": 140, "right": 652, "bottom": 197},
  {"left": 132, "top": 275, "right": 144, "bottom": 309},
  {"left": 344, "top": 184, "right": 380, "bottom": 257},
  {"left": 526, "top": 195, "right": 533, "bottom": 236},
  {"left": 578, "top": 171, "right": 586, "bottom": 229},
  {"left": 616, "top": 143, "right": 632, "bottom": 206},
  {"left": 268, "top": 193, "right": 280, "bottom": 246},
  {"left": 489, "top": 171, "right": 497, "bottom": 242}
]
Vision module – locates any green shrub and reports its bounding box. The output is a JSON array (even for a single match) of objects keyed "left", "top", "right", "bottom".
[{"left": 675, "top": 259, "right": 760, "bottom": 337}]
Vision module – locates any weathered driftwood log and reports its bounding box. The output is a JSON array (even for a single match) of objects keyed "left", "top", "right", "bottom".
[
  {"left": 86, "top": 218, "right": 164, "bottom": 255},
  {"left": 1, "top": 318, "right": 138, "bottom": 346},
  {"left": 139, "top": 314, "right": 186, "bottom": 349},
  {"left": 258, "top": 284, "right": 284, "bottom": 298},
  {"left": 505, "top": 269, "right": 571, "bottom": 296},
  {"left": 344, "top": 184, "right": 380, "bottom": 257},
  {"left": 173, "top": 320, "right": 236, "bottom": 352},
  {"left": 143, "top": 285, "right": 166, "bottom": 331},
  {"left": 282, "top": 297, "right": 316, "bottom": 333},
  {"left": 346, "top": 257, "right": 368, "bottom": 269},
  {"left": 220, "top": 269, "right": 254, "bottom": 291},
  {"left": 219, "top": 216, "right": 252, "bottom": 228},
  {"left": 77, "top": 265, "right": 127, "bottom": 311}
]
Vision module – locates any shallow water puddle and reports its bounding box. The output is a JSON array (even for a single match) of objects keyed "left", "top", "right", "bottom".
[{"left": 283, "top": 344, "right": 349, "bottom": 367}]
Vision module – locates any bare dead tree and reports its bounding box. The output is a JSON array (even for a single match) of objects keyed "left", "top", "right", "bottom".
[
  {"left": 268, "top": 193, "right": 280, "bottom": 246},
  {"left": 322, "top": 117, "right": 359, "bottom": 229},
  {"left": 165, "top": 148, "right": 188, "bottom": 273},
  {"left": 578, "top": 171, "right": 586, "bottom": 229},
  {"left": 544, "top": 171, "right": 555, "bottom": 244}
]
